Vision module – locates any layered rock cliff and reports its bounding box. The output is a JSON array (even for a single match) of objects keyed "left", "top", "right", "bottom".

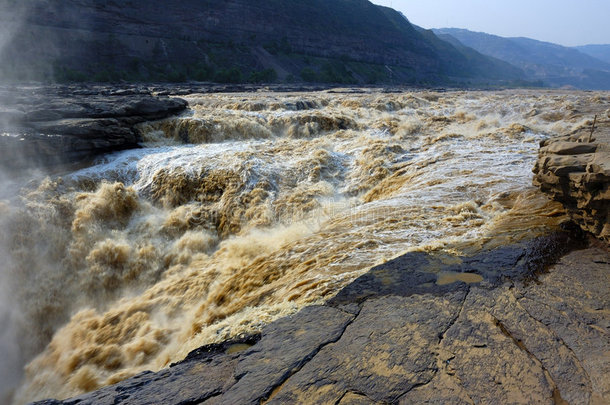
[
  {"left": 0, "top": 85, "right": 187, "bottom": 170},
  {"left": 533, "top": 117, "right": 610, "bottom": 241},
  {"left": 0, "top": 0, "right": 523, "bottom": 84}
]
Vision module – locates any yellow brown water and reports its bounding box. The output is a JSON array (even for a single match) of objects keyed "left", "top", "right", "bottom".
[
  {"left": 225, "top": 343, "right": 255, "bottom": 355},
  {"left": 1, "top": 89, "right": 605, "bottom": 404},
  {"left": 436, "top": 271, "right": 484, "bottom": 286}
]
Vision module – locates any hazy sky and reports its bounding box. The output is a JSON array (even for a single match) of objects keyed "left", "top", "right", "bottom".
[{"left": 371, "top": 0, "right": 610, "bottom": 46}]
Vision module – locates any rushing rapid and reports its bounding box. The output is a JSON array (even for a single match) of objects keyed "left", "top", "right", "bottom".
[{"left": 2, "top": 89, "right": 604, "bottom": 403}]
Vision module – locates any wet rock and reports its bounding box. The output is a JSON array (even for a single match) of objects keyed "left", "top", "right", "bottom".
[
  {"left": 33, "top": 242, "right": 609, "bottom": 405},
  {"left": 436, "top": 288, "right": 569, "bottom": 404},
  {"left": 0, "top": 84, "right": 187, "bottom": 171},
  {"left": 533, "top": 119, "right": 610, "bottom": 242},
  {"left": 42, "top": 361, "right": 234, "bottom": 405},
  {"left": 516, "top": 247, "right": 610, "bottom": 403},
  {"left": 397, "top": 372, "right": 476, "bottom": 405},
  {"left": 337, "top": 392, "right": 380, "bottom": 405},
  {"left": 545, "top": 141, "right": 598, "bottom": 155},
  {"left": 212, "top": 305, "right": 354, "bottom": 405},
  {"left": 328, "top": 232, "right": 582, "bottom": 307},
  {"left": 33, "top": 306, "right": 353, "bottom": 405},
  {"left": 268, "top": 292, "right": 467, "bottom": 404}
]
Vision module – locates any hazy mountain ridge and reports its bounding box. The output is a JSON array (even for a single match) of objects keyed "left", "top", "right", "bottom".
[
  {"left": 433, "top": 28, "right": 610, "bottom": 89},
  {"left": 413, "top": 26, "right": 526, "bottom": 83},
  {"left": 0, "top": 0, "right": 525, "bottom": 86},
  {"left": 575, "top": 44, "right": 610, "bottom": 65}
]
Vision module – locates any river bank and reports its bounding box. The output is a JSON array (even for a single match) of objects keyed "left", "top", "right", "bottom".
[{"left": 33, "top": 234, "right": 608, "bottom": 404}]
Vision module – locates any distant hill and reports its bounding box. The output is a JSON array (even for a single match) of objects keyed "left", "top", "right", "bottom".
[
  {"left": 413, "top": 26, "right": 527, "bottom": 85},
  {"left": 433, "top": 28, "right": 610, "bottom": 90},
  {"left": 575, "top": 45, "right": 610, "bottom": 65},
  {"left": 0, "top": 0, "right": 524, "bottom": 86}
]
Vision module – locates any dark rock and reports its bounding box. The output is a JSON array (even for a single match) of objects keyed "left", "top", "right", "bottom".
[
  {"left": 32, "top": 240, "right": 609, "bottom": 405},
  {"left": 213, "top": 305, "right": 354, "bottom": 405},
  {"left": 328, "top": 232, "right": 584, "bottom": 307},
  {"left": 30, "top": 118, "right": 136, "bottom": 140},
  {"left": 337, "top": 392, "right": 379, "bottom": 405},
  {"left": 33, "top": 360, "right": 235, "bottom": 405},
  {"left": 175, "top": 335, "right": 261, "bottom": 366},
  {"left": 268, "top": 292, "right": 467, "bottom": 404},
  {"left": 516, "top": 247, "right": 610, "bottom": 403},
  {"left": 0, "top": 85, "right": 188, "bottom": 170},
  {"left": 33, "top": 306, "right": 353, "bottom": 405},
  {"left": 401, "top": 246, "right": 610, "bottom": 404}
]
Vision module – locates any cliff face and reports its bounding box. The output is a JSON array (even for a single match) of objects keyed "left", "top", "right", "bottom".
[
  {"left": 0, "top": 84, "right": 188, "bottom": 170},
  {"left": 0, "top": 0, "right": 522, "bottom": 84},
  {"left": 533, "top": 118, "right": 610, "bottom": 242}
]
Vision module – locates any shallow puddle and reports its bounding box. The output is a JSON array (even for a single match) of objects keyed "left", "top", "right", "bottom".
[
  {"left": 436, "top": 271, "right": 484, "bottom": 285},
  {"left": 225, "top": 343, "right": 254, "bottom": 355}
]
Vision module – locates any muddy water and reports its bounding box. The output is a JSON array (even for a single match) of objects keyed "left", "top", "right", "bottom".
[{"left": 3, "top": 89, "right": 605, "bottom": 403}]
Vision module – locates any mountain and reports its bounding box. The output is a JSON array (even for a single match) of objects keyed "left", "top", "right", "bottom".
[
  {"left": 575, "top": 44, "right": 610, "bottom": 65},
  {"left": 413, "top": 26, "right": 525, "bottom": 84},
  {"left": 433, "top": 28, "right": 610, "bottom": 90},
  {"left": 0, "top": 0, "right": 523, "bottom": 86}
]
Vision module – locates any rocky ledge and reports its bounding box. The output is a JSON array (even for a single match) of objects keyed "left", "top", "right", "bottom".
[
  {"left": 0, "top": 85, "right": 187, "bottom": 171},
  {"left": 533, "top": 117, "right": 610, "bottom": 242},
  {"left": 34, "top": 231, "right": 609, "bottom": 404}
]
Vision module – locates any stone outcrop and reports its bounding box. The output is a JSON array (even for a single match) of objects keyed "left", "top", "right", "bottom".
[
  {"left": 0, "top": 85, "right": 187, "bottom": 170},
  {"left": 533, "top": 118, "right": 610, "bottom": 242},
  {"left": 33, "top": 231, "right": 609, "bottom": 404}
]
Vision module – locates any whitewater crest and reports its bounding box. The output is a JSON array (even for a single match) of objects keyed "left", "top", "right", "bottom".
[{"left": 2, "top": 89, "right": 604, "bottom": 403}]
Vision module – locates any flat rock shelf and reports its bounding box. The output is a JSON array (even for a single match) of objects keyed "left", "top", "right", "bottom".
[
  {"left": 33, "top": 233, "right": 609, "bottom": 405},
  {"left": 0, "top": 85, "right": 188, "bottom": 170}
]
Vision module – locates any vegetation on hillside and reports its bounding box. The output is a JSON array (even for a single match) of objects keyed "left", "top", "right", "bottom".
[{"left": 0, "top": 0, "right": 541, "bottom": 87}]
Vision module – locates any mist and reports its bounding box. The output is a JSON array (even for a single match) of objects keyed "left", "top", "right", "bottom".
[
  {"left": 0, "top": 0, "right": 20, "bottom": 394},
  {"left": 0, "top": 212, "right": 23, "bottom": 404},
  {"left": 0, "top": 3, "right": 43, "bottom": 402},
  {"left": 0, "top": 1, "right": 26, "bottom": 82}
]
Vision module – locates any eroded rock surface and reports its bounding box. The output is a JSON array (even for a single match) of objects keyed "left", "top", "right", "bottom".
[
  {"left": 0, "top": 85, "right": 187, "bottom": 170},
  {"left": 34, "top": 234, "right": 609, "bottom": 405},
  {"left": 533, "top": 118, "right": 610, "bottom": 241}
]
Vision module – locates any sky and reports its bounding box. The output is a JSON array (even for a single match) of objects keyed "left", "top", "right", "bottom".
[{"left": 371, "top": 0, "right": 610, "bottom": 46}]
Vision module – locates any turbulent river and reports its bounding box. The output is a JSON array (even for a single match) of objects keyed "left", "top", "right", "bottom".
[{"left": 1, "top": 89, "right": 603, "bottom": 403}]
